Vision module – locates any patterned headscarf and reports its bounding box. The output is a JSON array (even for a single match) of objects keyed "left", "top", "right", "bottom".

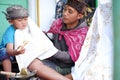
[{"left": 3, "top": 5, "right": 29, "bottom": 20}]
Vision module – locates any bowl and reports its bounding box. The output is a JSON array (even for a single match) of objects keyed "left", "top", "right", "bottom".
[{"left": 10, "top": 71, "right": 36, "bottom": 80}]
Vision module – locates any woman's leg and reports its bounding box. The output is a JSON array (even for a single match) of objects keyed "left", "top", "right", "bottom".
[
  {"left": 42, "top": 60, "right": 71, "bottom": 75},
  {"left": 28, "top": 58, "right": 71, "bottom": 80}
]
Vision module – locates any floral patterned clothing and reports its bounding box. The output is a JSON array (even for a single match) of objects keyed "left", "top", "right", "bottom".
[{"left": 71, "top": 0, "right": 113, "bottom": 80}]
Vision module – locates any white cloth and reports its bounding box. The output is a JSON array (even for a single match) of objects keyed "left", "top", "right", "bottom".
[
  {"left": 14, "top": 18, "right": 58, "bottom": 71},
  {"left": 71, "top": 0, "right": 113, "bottom": 80}
]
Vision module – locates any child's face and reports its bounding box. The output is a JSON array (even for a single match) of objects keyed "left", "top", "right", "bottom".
[
  {"left": 9, "top": 17, "right": 28, "bottom": 30},
  {"left": 62, "top": 5, "right": 83, "bottom": 25}
]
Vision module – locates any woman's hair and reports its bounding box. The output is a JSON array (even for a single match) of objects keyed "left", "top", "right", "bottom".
[{"left": 65, "top": 0, "right": 88, "bottom": 14}]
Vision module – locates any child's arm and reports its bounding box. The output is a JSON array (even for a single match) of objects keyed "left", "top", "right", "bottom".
[{"left": 6, "top": 43, "right": 25, "bottom": 56}]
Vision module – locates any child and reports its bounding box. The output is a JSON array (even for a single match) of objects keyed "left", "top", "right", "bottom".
[
  {"left": 0, "top": 5, "right": 29, "bottom": 79},
  {"left": 0, "top": 4, "right": 68, "bottom": 80}
]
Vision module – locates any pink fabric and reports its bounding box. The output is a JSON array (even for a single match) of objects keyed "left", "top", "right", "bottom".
[{"left": 48, "top": 18, "right": 88, "bottom": 62}]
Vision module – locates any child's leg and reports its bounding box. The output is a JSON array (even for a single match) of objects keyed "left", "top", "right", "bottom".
[
  {"left": 2, "top": 58, "right": 12, "bottom": 72},
  {"left": 28, "top": 58, "right": 71, "bottom": 80},
  {"left": 2, "top": 59, "right": 12, "bottom": 79},
  {"left": 0, "top": 48, "right": 12, "bottom": 79}
]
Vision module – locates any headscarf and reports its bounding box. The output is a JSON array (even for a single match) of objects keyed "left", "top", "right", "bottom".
[{"left": 3, "top": 5, "right": 29, "bottom": 20}]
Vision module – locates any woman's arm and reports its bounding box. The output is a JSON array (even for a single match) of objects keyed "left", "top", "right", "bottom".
[{"left": 52, "top": 50, "right": 73, "bottom": 63}]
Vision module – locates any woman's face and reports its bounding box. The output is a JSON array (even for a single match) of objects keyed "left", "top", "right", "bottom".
[
  {"left": 10, "top": 17, "right": 28, "bottom": 30},
  {"left": 62, "top": 5, "right": 82, "bottom": 28}
]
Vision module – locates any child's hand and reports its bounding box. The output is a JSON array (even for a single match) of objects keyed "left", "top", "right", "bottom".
[
  {"left": 16, "top": 41, "right": 28, "bottom": 55},
  {"left": 16, "top": 45, "right": 25, "bottom": 54}
]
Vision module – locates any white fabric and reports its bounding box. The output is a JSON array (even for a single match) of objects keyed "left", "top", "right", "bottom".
[
  {"left": 71, "top": 0, "right": 113, "bottom": 80},
  {"left": 14, "top": 18, "right": 58, "bottom": 71}
]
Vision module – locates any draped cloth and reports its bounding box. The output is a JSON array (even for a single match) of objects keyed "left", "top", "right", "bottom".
[
  {"left": 48, "top": 18, "right": 88, "bottom": 62},
  {"left": 14, "top": 18, "right": 58, "bottom": 71},
  {"left": 71, "top": 0, "right": 113, "bottom": 80}
]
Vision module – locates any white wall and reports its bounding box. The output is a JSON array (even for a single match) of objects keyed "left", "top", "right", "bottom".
[
  {"left": 28, "top": 0, "right": 37, "bottom": 23},
  {"left": 28, "top": 0, "right": 57, "bottom": 32}
]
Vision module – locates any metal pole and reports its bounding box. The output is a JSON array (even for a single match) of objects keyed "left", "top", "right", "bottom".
[{"left": 113, "top": 0, "right": 120, "bottom": 80}]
